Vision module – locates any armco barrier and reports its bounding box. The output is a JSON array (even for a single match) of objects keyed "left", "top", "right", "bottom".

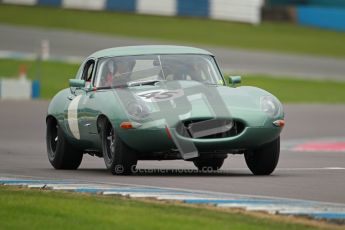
[
  {"left": 137, "top": 0, "right": 176, "bottom": 16},
  {"left": 210, "top": 0, "right": 263, "bottom": 24},
  {"left": 1, "top": 0, "right": 264, "bottom": 24},
  {"left": 177, "top": 0, "right": 210, "bottom": 17},
  {"left": 267, "top": 0, "right": 345, "bottom": 8},
  {"left": 37, "top": 0, "right": 61, "bottom": 6},
  {"left": 62, "top": 0, "right": 106, "bottom": 11},
  {"left": 297, "top": 6, "right": 345, "bottom": 32}
]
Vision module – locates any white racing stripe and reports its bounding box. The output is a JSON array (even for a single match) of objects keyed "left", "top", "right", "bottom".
[{"left": 67, "top": 95, "right": 82, "bottom": 139}]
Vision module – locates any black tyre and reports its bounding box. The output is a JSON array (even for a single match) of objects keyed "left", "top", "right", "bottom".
[
  {"left": 193, "top": 158, "right": 225, "bottom": 171},
  {"left": 244, "top": 137, "right": 280, "bottom": 175},
  {"left": 46, "top": 117, "right": 83, "bottom": 169},
  {"left": 101, "top": 120, "right": 137, "bottom": 175}
]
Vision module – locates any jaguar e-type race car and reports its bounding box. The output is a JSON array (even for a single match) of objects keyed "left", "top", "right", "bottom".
[{"left": 46, "top": 45, "right": 284, "bottom": 175}]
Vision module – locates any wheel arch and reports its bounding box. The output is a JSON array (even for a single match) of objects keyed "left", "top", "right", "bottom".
[
  {"left": 96, "top": 114, "right": 111, "bottom": 134},
  {"left": 96, "top": 114, "right": 135, "bottom": 152},
  {"left": 46, "top": 114, "right": 58, "bottom": 124}
]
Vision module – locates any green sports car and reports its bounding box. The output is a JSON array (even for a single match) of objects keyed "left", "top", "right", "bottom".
[{"left": 46, "top": 45, "right": 285, "bottom": 175}]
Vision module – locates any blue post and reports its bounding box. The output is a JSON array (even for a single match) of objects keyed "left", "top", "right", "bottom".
[{"left": 31, "top": 80, "right": 41, "bottom": 99}]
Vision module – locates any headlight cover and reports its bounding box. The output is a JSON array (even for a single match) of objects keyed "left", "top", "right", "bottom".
[
  {"left": 260, "top": 96, "right": 282, "bottom": 118},
  {"left": 126, "top": 100, "right": 150, "bottom": 120}
]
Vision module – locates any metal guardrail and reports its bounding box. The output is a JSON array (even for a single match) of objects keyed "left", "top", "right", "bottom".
[{"left": 1, "top": 0, "right": 264, "bottom": 24}]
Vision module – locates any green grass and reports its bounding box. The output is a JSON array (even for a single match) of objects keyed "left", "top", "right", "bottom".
[
  {"left": 0, "top": 186, "right": 329, "bottom": 230},
  {"left": 0, "top": 59, "right": 79, "bottom": 98},
  {"left": 1, "top": 5, "right": 345, "bottom": 58},
  {"left": 1, "top": 58, "right": 345, "bottom": 102},
  {"left": 236, "top": 76, "right": 345, "bottom": 103}
]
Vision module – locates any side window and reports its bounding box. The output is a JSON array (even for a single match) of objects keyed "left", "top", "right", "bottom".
[{"left": 82, "top": 60, "right": 95, "bottom": 82}]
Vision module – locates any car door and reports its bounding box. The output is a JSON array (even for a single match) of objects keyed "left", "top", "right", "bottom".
[
  {"left": 77, "top": 59, "right": 100, "bottom": 144},
  {"left": 63, "top": 59, "right": 97, "bottom": 144},
  {"left": 63, "top": 60, "right": 88, "bottom": 144}
]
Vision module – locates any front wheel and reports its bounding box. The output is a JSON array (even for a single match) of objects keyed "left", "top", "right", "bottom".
[
  {"left": 100, "top": 120, "right": 137, "bottom": 175},
  {"left": 244, "top": 137, "right": 280, "bottom": 175},
  {"left": 46, "top": 117, "right": 83, "bottom": 169}
]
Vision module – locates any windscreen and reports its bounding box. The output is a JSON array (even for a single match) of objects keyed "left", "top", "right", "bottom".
[{"left": 94, "top": 54, "right": 224, "bottom": 87}]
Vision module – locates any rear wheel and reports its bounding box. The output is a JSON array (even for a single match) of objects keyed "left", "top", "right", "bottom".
[
  {"left": 244, "top": 137, "right": 280, "bottom": 175},
  {"left": 46, "top": 117, "right": 83, "bottom": 169},
  {"left": 100, "top": 120, "right": 137, "bottom": 175},
  {"left": 193, "top": 158, "right": 225, "bottom": 171}
]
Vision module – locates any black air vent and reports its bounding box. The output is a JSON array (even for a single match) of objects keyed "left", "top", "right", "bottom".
[{"left": 177, "top": 119, "right": 245, "bottom": 139}]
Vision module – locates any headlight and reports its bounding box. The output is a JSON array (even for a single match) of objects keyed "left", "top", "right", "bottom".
[
  {"left": 126, "top": 101, "right": 149, "bottom": 120},
  {"left": 260, "top": 96, "right": 281, "bottom": 118}
]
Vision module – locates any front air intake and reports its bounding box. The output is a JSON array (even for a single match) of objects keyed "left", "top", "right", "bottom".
[{"left": 177, "top": 119, "right": 245, "bottom": 139}]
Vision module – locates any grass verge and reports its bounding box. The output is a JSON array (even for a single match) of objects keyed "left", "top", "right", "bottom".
[
  {"left": 1, "top": 5, "right": 345, "bottom": 58},
  {"left": 0, "top": 186, "right": 336, "bottom": 230},
  {"left": 0, "top": 58, "right": 344, "bottom": 103},
  {"left": 0, "top": 59, "right": 79, "bottom": 99},
  {"left": 238, "top": 76, "right": 345, "bottom": 103}
]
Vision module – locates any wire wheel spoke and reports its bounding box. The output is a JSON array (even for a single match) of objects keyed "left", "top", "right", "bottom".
[
  {"left": 49, "top": 123, "right": 58, "bottom": 158},
  {"left": 106, "top": 127, "right": 115, "bottom": 159}
]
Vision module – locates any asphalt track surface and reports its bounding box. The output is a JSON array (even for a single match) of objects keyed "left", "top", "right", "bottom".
[
  {"left": 1, "top": 24, "right": 345, "bottom": 81},
  {"left": 0, "top": 101, "right": 344, "bottom": 204}
]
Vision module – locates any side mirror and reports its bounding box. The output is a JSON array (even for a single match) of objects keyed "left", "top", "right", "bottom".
[
  {"left": 229, "top": 76, "right": 241, "bottom": 87},
  {"left": 69, "top": 79, "right": 85, "bottom": 88}
]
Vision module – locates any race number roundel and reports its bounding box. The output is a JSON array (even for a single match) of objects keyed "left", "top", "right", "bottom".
[{"left": 137, "top": 89, "right": 184, "bottom": 102}]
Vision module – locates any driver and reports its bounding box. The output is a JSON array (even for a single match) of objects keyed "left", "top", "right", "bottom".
[{"left": 104, "top": 58, "right": 135, "bottom": 86}]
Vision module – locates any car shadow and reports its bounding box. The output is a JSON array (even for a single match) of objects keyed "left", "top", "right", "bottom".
[{"left": 76, "top": 168, "right": 284, "bottom": 177}]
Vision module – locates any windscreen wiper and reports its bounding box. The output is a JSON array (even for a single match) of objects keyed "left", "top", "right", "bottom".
[{"left": 127, "top": 80, "right": 164, "bottom": 87}]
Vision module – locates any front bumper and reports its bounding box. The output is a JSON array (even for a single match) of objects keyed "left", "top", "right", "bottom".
[{"left": 119, "top": 125, "right": 283, "bottom": 153}]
